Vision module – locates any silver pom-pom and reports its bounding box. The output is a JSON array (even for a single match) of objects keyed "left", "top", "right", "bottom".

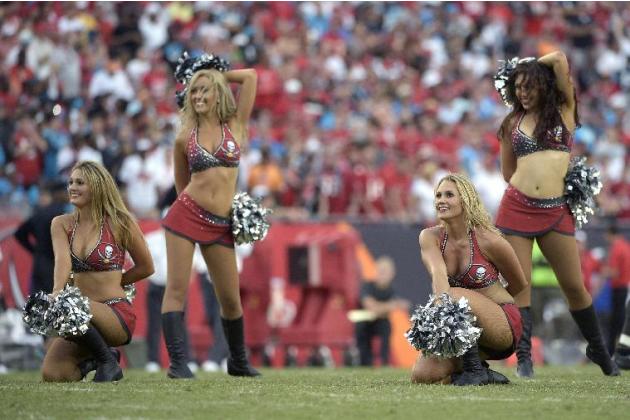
[
  {"left": 493, "top": 56, "right": 535, "bottom": 106},
  {"left": 405, "top": 293, "right": 482, "bottom": 358},
  {"left": 124, "top": 284, "right": 136, "bottom": 304},
  {"left": 564, "top": 157, "right": 602, "bottom": 229},
  {"left": 231, "top": 192, "right": 272, "bottom": 245},
  {"left": 22, "top": 291, "right": 54, "bottom": 336},
  {"left": 174, "top": 51, "right": 232, "bottom": 108},
  {"left": 45, "top": 285, "right": 93, "bottom": 337},
  {"left": 174, "top": 52, "right": 231, "bottom": 85}
]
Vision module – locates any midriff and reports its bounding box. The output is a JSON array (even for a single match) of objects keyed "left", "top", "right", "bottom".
[
  {"left": 184, "top": 167, "right": 238, "bottom": 217},
  {"left": 509, "top": 150, "right": 570, "bottom": 198},
  {"left": 74, "top": 271, "right": 126, "bottom": 302}
]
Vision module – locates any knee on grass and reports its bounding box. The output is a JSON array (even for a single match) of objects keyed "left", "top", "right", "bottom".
[
  {"left": 42, "top": 366, "right": 81, "bottom": 382},
  {"left": 411, "top": 368, "right": 451, "bottom": 385}
]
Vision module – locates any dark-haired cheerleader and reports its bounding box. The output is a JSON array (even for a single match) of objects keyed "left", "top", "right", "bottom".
[
  {"left": 160, "top": 53, "right": 260, "bottom": 378},
  {"left": 41, "top": 161, "right": 154, "bottom": 382},
  {"left": 493, "top": 50, "right": 619, "bottom": 377},
  {"left": 411, "top": 174, "right": 527, "bottom": 386}
]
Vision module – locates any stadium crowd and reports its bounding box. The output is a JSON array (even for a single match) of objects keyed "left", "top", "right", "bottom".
[{"left": 1, "top": 1, "right": 629, "bottom": 224}]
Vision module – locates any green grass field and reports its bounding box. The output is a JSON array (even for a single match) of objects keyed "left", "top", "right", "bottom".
[{"left": 1, "top": 365, "right": 629, "bottom": 419}]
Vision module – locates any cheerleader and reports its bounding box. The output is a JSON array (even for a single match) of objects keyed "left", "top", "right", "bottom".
[
  {"left": 160, "top": 53, "right": 260, "bottom": 378},
  {"left": 411, "top": 174, "right": 527, "bottom": 385},
  {"left": 42, "top": 161, "right": 153, "bottom": 382},
  {"left": 493, "top": 50, "right": 619, "bottom": 377}
]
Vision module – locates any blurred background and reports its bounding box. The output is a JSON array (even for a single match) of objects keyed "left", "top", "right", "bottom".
[{"left": 0, "top": 1, "right": 629, "bottom": 373}]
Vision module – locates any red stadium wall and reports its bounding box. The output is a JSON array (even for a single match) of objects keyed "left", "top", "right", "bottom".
[{"left": 0, "top": 218, "right": 418, "bottom": 368}]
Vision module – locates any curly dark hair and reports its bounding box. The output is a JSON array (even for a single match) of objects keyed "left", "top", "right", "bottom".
[{"left": 497, "top": 60, "right": 580, "bottom": 143}]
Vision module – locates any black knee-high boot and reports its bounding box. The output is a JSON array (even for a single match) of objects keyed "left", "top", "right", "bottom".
[
  {"left": 516, "top": 307, "right": 534, "bottom": 378},
  {"left": 70, "top": 327, "right": 123, "bottom": 382},
  {"left": 162, "top": 311, "right": 194, "bottom": 379},
  {"left": 221, "top": 317, "right": 261, "bottom": 377},
  {"left": 570, "top": 305, "right": 620, "bottom": 376},
  {"left": 482, "top": 360, "right": 510, "bottom": 384},
  {"left": 613, "top": 299, "right": 630, "bottom": 369},
  {"left": 452, "top": 344, "right": 489, "bottom": 386},
  {"left": 78, "top": 348, "right": 121, "bottom": 380}
]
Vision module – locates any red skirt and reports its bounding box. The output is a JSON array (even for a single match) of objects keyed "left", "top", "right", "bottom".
[
  {"left": 480, "top": 303, "right": 522, "bottom": 360},
  {"left": 162, "top": 192, "right": 234, "bottom": 247},
  {"left": 105, "top": 299, "right": 136, "bottom": 345},
  {"left": 495, "top": 184, "right": 575, "bottom": 237}
]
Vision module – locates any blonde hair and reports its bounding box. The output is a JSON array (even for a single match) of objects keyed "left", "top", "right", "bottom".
[
  {"left": 435, "top": 173, "right": 500, "bottom": 235},
  {"left": 180, "top": 69, "right": 237, "bottom": 129},
  {"left": 71, "top": 161, "right": 136, "bottom": 248}
]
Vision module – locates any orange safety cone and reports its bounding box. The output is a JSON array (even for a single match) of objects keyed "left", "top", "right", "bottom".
[{"left": 504, "top": 336, "right": 544, "bottom": 366}]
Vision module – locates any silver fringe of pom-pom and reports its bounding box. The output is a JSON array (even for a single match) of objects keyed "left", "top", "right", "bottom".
[
  {"left": 44, "top": 285, "right": 93, "bottom": 337},
  {"left": 493, "top": 56, "right": 535, "bottom": 106},
  {"left": 174, "top": 51, "right": 231, "bottom": 85},
  {"left": 174, "top": 51, "right": 231, "bottom": 108},
  {"left": 22, "top": 291, "right": 54, "bottom": 336},
  {"left": 124, "top": 284, "right": 136, "bottom": 304},
  {"left": 231, "top": 192, "right": 272, "bottom": 245},
  {"left": 564, "top": 157, "right": 602, "bottom": 229},
  {"left": 405, "top": 293, "right": 482, "bottom": 358}
]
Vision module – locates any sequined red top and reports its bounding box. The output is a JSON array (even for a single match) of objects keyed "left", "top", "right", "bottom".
[
  {"left": 440, "top": 229, "right": 500, "bottom": 289},
  {"left": 187, "top": 124, "right": 240, "bottom": 173},
  {"left": 67, "top": 218, "right": 125, "bottom": 272},
  {"left": 511, "top": 112, "right": 573, "bottom": 158}
]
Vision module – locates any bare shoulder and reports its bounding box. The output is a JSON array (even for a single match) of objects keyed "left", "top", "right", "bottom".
[
  {"left": 419, "top": 225, "right": 442, "bottom": 244},
  {"left": 474, "top": 227, "right": 509, "bottom": 256},
  {"left": 126, "top": 217, "right": 143, "bottom": 237},
  {"left": 503, "top": 113, "right": 519, "bottom": 134},
  {"left": 507, "top": 112, "right": 520, "bottom": 130},
  {"left": 175, "top": 123, "right": 194, "bottom": 145},
  {"left": 51, "top": 214, "right": 73, "bottom": 232}
]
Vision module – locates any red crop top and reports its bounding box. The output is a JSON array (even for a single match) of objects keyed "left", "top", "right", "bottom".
[
  {"left": 67, "top": 217, "right": 125, "bottom": 273},
  {"left": 511, "top": 112, "right": 573, "bottom": 158},
  {"left": 440, "top": 229, "right": 500, "bottom": 289},
  {"left": 187, "top": 124, "right": 240, "bottom": 173}
]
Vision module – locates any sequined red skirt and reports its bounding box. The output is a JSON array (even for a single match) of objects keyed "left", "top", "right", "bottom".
[
  {"left": 104, "top": 299, "right": 136, "bottom": 345},
  {"left": 162, "top": 192, "right": 234, "bottom": 247},
  {"left": 495, "top": 184, "right": 575, "bottom": 237},
  {"left": 480, "top": 303, "right": 522, "bottom": 360}
]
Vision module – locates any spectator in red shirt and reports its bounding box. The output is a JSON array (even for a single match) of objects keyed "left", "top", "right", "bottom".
[
  {"left": 8, "top": 46, "right": 35, "bottom": 102},
  {"left": 253, "top": 52, "right": 283, "bottom": 112},
  {"left": 11, "top": 115, "right": 47, "bottom": 187},
  {"left": 602, "top": 224, "right": 630, "bottom": 354},
  {"left": 576, "top": 230, "right": 603, "bottom": 296},
  {"left": 347, "top": 143, "right": 388, "bottom": 219},
  {"left": 379, "top": 151, "right": 413, "bottom": 221},
  {"left": 317, "top": 146, "right": 353, "bottom": 217},
  {"left": 609, "top": 167, "right": 630, "bottom": 220}
]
